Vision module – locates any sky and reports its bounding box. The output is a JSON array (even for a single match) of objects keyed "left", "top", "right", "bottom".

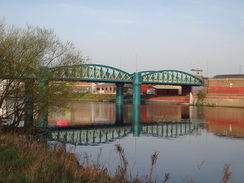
[{"left": 0, "top": 0, "right": 244, "bottom": 77}]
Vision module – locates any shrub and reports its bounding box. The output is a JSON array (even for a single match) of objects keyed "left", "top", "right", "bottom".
[{"left": 197, "top": 89, "right": 207, "bottom": 103}]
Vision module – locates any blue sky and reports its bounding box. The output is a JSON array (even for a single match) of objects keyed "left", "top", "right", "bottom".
[{"left": 1, "top": 0, "right": 244, "bottom": 77}]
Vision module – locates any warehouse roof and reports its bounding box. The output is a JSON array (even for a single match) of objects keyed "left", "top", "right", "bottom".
[{"left": 213, "top": 74, "right": 244, "bottom": 79}]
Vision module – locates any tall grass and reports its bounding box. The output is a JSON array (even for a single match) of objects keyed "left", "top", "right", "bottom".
[
  {"left": 0, "top": 133, "right": 170, "bottom": 183},
  {"left": 0, "top": 133, "right": 112, "bottom": 183},
  {"left": 220, "top": 164, "right": 232, "bottom": 183},
  {"left": 0, "top": 132, "right": 233, "bottom": 183}
]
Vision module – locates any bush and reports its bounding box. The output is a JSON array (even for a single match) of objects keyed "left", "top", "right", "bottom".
[{"left": 197, "top": 89, "right": 207, "bottom": 103}]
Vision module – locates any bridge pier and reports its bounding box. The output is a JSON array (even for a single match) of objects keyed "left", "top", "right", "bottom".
[
  {"left": 116, "top": 83, "right": 124, "bottom": 104},
  {"left": 38, "top": 68, "right": 49, "bottom": 132},
  {"left": 133, "top": 72, "right": 142, "bottom": 105},
  {"left": 24, "top": 80, "right": 34, "bottom": 127},
  {"left": 115, "top": 104, "right": 123, "bottom": 125},
  {"left": 132, "top": 104, "right": 141, "bottom": 136}
]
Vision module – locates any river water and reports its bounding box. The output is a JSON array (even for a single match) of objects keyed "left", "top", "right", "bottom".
[{"left": 48, "top": 101, "right": 244, "bottom": 183}]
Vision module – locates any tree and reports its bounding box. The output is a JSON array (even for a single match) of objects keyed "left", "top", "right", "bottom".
[
  {"left": 197, "top": 89, "right": 206, "bottom": 104},
  {"left": 0, "top": 19, "right": 87, "bottom": 130}
]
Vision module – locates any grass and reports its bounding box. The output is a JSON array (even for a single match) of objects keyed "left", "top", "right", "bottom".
[
  {"left": 0, "top": 133, "right": 112, "bottom": 183},
  {"left": 0, "top": 132, "right": 233, "bottom": 183},
  {"left": 0, "top": 132, "right": 170, "bottom": 183},
  {"left": 69, "top": 93, "right": 116, "bottom": 102}
]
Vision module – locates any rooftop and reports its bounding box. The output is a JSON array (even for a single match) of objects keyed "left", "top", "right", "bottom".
[{"left": 213, "top": 74, "right": 244, "bottom": 79}]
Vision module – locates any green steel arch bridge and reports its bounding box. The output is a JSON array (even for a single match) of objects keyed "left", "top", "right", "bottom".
[
  {"left": 48, "top": 64, "right": 204, "bottom": 105},
  {"left": 2, "top": 64, "right": 204, "bottom": 129},
  {"left": 48, "top": 122, "right": 199, "bottom": 146},
  {"left": 49, "top": 64, "right": 203, "bottom": 84}
]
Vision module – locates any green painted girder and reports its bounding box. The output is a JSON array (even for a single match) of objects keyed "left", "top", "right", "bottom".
[
  {"left": 1, "top": 64, "right": 204, "bottom": 85},
  {"left": 139, "top": 70, "right": 204, "bottom": 85},
  {"left": 48, "top": 64, "right": 133, "bottom": 83}
]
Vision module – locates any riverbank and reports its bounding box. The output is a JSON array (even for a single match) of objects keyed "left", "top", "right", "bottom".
[
  {"left": 1, "top": 131, "right": 235, "bottom": 183},
  {"left": 201, "top": 94, "right": 244, "bottom": 108},
  {"left": 69, "top": 93, "right": 116, "bottom": 102},
  {"left": 144, "top": 95, "right": 244, "bottom": 108},
  {"left": 0, "top": 133, "right": 113, "bottom": 183},
  {"left": 70, "top": 92, "right": 244, "bottom": 108},
  {"left": 70, "top": 93, "right": 189, "bottom": 104},
  {"left": 0, "top": 133, "right": 170, "bottom": 183},
  {"left": 144, "top": 96, "right": 190, "bottom": 105}
]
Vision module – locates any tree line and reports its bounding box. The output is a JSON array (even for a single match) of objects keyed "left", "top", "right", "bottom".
[{"left": 0, "top": 18, "right": 87, "bottom": 130}]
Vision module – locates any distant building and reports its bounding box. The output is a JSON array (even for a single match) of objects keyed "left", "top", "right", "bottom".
[
  {"left": 93, "top": 83, "right": 116, "bottom": 94},
  {"left": 72, "top": 82, "right": 94, "bottom": 93},
  {"left": 72, "top": 81, "right": 206, "bottom": 96},
  {"left": 208, "top": 74, "right": 244, "bottom": 94},
  {"left": 141, "top": 84, "right": 182, "bottom": 96}
]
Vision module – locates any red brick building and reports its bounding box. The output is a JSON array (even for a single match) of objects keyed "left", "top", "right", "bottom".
[
  {"left": 141, "top": 84, "right": 181, "bottom": 96},
  {"left": 208, "top": 75, "right": 244, "bottom": 94},
  {"left": 94, "top": 83, "right": 116, "bottom": 94}
]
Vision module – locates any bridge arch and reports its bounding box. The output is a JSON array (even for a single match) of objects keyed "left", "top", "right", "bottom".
[
  {"left": 140, "top": 70, "right": 204, "bottom": 85},
  {"left": 49, "top": 64, "right": 133, "bottom": 83}
]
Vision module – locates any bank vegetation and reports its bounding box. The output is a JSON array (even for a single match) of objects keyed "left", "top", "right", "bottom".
[
  {"left": 69, "top": 92, "right": 116, "bottom": 102},
  {"left": 0, "top": 18, "right": 87, "bottom": 130},
  {"left": 0, "top": 132, "right": 172, "bottom": 183}
]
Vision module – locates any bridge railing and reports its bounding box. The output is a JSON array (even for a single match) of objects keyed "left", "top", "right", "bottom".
[
  {"left": 1, "top": 64, "right": 204, "bottom": 86},
  {"left": 48, "top": 64, "right": 133, "bottom": 83},
  {"left": 140, "top": 70, "right": 204, "bottom": 85}
]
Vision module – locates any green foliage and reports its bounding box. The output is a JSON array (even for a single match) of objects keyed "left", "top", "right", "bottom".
[
  {"left": 0, "top": 133, "right": 232, "bottom": 183},
  {"left": 0, "top": 19, "right": 87, "bottom": 129},
  {"left": 195, "top": 102, "right": 203, "bottom": 107},
  {"left": 69, "top": 93, "right": 116, "bottom": 102},
  {"left": 206, "top": 103, "right": 217, "bottom": 107},
  {"left": 0, "top": 134, "right": 111, "bottom": 183},
  {"left": 0, "top": 134, "right": 164, "bottom": 183},
  {"left": 197, "top": 89, "right": 207, "bottom": 103}
]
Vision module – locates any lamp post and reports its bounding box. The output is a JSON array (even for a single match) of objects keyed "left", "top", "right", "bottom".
[
  {"left": 133, "top": 53, "right": 138, "bottom": 72},
  {"left": 120, "top": 55, "right": 122, "bottom": 69},
  {"left": 239, "top": 65, "right": 244, "bottom": 74}
]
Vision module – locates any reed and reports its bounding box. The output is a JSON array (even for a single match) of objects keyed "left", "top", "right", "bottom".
[
  {"left": 220, "top": 164, "right": 232, "bottom": 183},
  {"left": 0, "top": 133, "right": 111, "bottom": 183},
  {"left": 114, "top": 143, "right": 129, "bottom": 180},
  {"left": 0, "top": 132, "right": 233, "bottom": 183}
]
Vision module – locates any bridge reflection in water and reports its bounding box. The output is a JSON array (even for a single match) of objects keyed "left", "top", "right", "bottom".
[
  {"left": 48, "top": 104, "right": 200, "bottom": 145},
  {"left": 47, "top": 102, "right": 244, "bottom": 183},
  {"left": 48, "top": 122, "right": 199, "bottom": 146}
]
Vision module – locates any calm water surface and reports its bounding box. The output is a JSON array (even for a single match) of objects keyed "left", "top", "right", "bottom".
[{"left": 48, "top": 101, "right": 244, "bottom": 183}]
